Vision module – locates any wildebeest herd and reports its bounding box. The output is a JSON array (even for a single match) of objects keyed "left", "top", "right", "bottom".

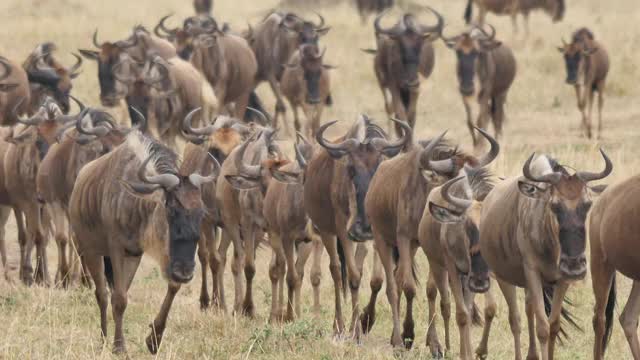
[{"left": 1, "top": 0, "right": 637, "bottom": 359}]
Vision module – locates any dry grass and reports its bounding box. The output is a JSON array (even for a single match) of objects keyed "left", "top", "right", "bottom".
[{"left": 1, "top": 0, "right": 640, "bottom": 358}]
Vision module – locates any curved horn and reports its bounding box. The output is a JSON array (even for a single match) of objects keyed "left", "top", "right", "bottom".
[
  {"left": 92, "top": 29, "right": 102, "bottom": 48},
  {"left": 374, "top": 10, "right": 395, "bottom": 36},
  {"left": 371, "top": 118, "right": 412, "bottom": 156},
  {"left": 75, "top": 111, "right": 109, "bottom": 137},
  {"left": 473, "top": 127, "right": 500, "bottom": 168},
  {"left": 189, "top": 153, "right": 220, "bottom": 187},
  {"left": 129, "top": 106, "right": 147, "bottom": 130},
  {"left": 138, "top": 155, "right": 180, "bottom": 189},
  {"left": 0, "top": 57, "right": 12, "bottom": 82},
  {"left": 69, "top": 94, "right": 85, "bottom": 111},
  {"left": 117, "top": 33, "right": 139, "bottom": 49},
  {"left": 182, "top": 107, "right": 215, "bottom": 136},
  {"left": 440, "top": 26, "right": 461, "bottom": 46},
  {"left": 316, "top": 120, "right": 359, "bottom": 156},
  {"left": 67, "top": 53, "right": 83, "bottom": 76},
  {"left": 154, "top": 14, "right": 177, "bottom": 39},
  {"left": 419, "top": 131, "right": 448, "bottom": 170},
  {"left": 54, "top": 94, "right": 87, "bottom": 123},
  {"left": 475, "top": 23, "right": 496, "bottom": 41},
  {"left": 313, "top": 11, "right": 326, "bottom": 29},
  {"left": 522, "top": 153, "right": 562, "bottom": 184},
  {"left": 576, "top": 149, "right": 613, "bottom": 183},
  {"left": 295, "top": 132, "right": 311, "bottom": 169},
  {"left": 441, "top": 176, "right": 472, "bottom": 209},
  {"left": 14, "top": 98, "right": 45, "bottom": 126},
  {"left": 246, "top": 106, "right": 269, "bottom": 125},
  {"left": 415, "top": 6, "right": 444, "bottom": 35},
  {"left": 234, "top": 137, "right": 262, "bottom": 178}
]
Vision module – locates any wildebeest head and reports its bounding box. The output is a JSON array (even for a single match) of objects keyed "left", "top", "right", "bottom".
[
  {"left": 79, "top": 30, "right": 140, "bottom": 107},
  {"left": 123, "top": 147, "right": 219, "bottom": 283},
  {"left": 0, "top": 56, "right": 19, "bottom": 92},
  {"left": 518, "top": 150, "right": 612, "bottom": 280},
  {"left": 280, "top": 12, "right": 331, "bottom": 45},
  {"left": 284, "top": 44, "right": 336, "bottom": 104},
  {"left": 429, "top": 166, "right": 495, "bottom": 294},
  {"left": 154, "top": 14, "right": 219, "bottom": 60},
  {"left": 442, "top": 25, "right": 502, "bottom": 97},
  {"left": 24, "top": 43, "right": 82, "bottom": 114},
  {"left": 317, "top": 115, "right": 412, "bottom": 241},
  {"left": 557, "top": 35, "right": 597, "bottom": 86},
  {"left": 374, "top": 8, "right": 443, "bottom": 88},
  {"left": 182, "top": 107, "right": 253, "bottom": 164}
]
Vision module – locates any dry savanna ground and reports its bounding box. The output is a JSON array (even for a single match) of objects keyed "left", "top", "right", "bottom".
[{"left": 1, "top": 0, "right": 640, "bottom": 358}]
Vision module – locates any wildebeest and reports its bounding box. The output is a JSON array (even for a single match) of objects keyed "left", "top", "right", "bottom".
[
  {"left": 280, "top": 44, "right": 335, "bottom": 138},
  {"left": 180, "top": 108, "right": 252, "bottom": 309},
  {"left": 464, "top": 0, "right": 565, "bottom": 38},
  {"left": 0, "top": 56, "right": 30, "bottom": 125},
  {"left": 154, "top": 15, "right": 215, "bottom": 61},
  {"left": 589, "top": 174, "right": 640, "bottom": 359},
  {"left": 216, "top": 126, "right": 285, "bottom": 316},
  {"left": 558, "top": 28, "right": 609, "bottom": 139},
  {"left": 355, "top": 0, "right": 394, "bottom": 24},
  {"left": 69, "top": 129, "right": 218, "bottom": 354},
  {"left": 364, "top": 128, "right": 498, "bottom": 350},
  {"left": 36, "top": 100, "right": 137, "bottom": 287},
  {"left": 190, "top": 23, "right": 258, "bottom": 120},
  {"left": 304, "top": 115, "right": 410, "bottom": 339},
  {"left": 420, "top": 161, "right": 497, "bottom": 359},
  {"left": 362, "top": 8, "right": 443, "bottom": 136},
  {"left": 249, "top": 11, "right": 330, "bottom": 124},
  {"left": 194, "top": 0, "right": 213, "bottom": 15},
  {"left": 4, "top": 97, "right": 79, "bottom": 285},
  {"left": 480, "top": 151, "right": 612, "bottom": 360},
  {"left": 442, "top": 25, "right": 516, "bottom": 148}
]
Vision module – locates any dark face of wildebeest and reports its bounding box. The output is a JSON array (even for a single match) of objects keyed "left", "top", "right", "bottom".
[
  {"left": 281, "top": 13, "right": 331, "bottom": 46},
  {"left": 79, "top": 31, "right": 139, "bottom": 107},
  {"left": 557, "top": 38, "right": 596, "bottom": 86},
  {"left": 374, "top": 9, "right": 443, "bottom": 88},
  {"left": 154, "top": 15, "right": 219, "bottom": 60},
  {"left": 126, "top": 154, "right": 219, "bottom": 283},
  {"left": 443, "top": 25, "right": 502, "bottom": 97},
  {"left": 317, "top": 116, "right": 411, "bottom": 241},
  {"left": 518, "top": 150, "right": 612, "bottom": 280},
  {"left": 284, "top": 44, "right": 336, "bottom": 104}
]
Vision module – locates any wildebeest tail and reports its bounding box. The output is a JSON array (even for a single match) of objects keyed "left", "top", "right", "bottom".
[
  {"left": 246, "top": 91, "right": 271, "bottom": 125},
  {"left": 464, "top": 0, "right": 473, "bottom": 24},
  {"left": 603, "top": 274, "right": 617, "bottom": 353},
  {"left": 337, "top": 239, "right": 347, "bottom": 298},
  {"left": 104, "top": 256, "right": 114, "bottom": 289},
  {"left": 543, "top": 284, "right": 582, "bottom": 344}
]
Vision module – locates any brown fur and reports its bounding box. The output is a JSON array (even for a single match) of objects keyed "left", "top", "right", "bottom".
[
  {"left": 0, "top": 57, "right": 30, "bottom": 126},
  {"left": 466, "top": 0, "right": 565, "bottom": 37}
]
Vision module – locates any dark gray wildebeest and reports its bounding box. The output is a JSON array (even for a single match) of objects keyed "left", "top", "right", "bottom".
[
  {"left": 194, "top": 0, "right": 212, "bottom": 15},
  {"left": 558, "top": 28, "right": 609, "bottom": 139},
  {"left": 37, "top": 99, "right": 140, "bottom": 288},
  {"left": 442, "top": 25, "right": 516, "bottom": 148},
  {"left": 589, "top": 173, "right": 640, "bottom": 360},
  {"left": 420, "top": 160, "right": 497, "bottom": 359},
  {"left": 364, "top": 128, "right": 498, "bottom": 350},
  {"left": 154, "top": 15, "right": 217, "bottom": 61},
  {"left": 281, "top": 44, "right": 335, "bottom": 138},
  {"left": 4, "top": 97, "right": 82, "bottom": 286},
  {"left": 355, "top": 0, "right": 394, "bottom": 24},
  {"left": 304, "top": 115, "right": 411, "bottom": 340},
  {"left": 69, "top": 130, "right": 219, "bottom": 355},
  {"left": 362, "top": 8, "right": 443, "bottom": 137},
  {"left": 464, "top": 0, "right": 565, "bottom": 39},
  {"left": 180, "top": 108, "right": 253, "bottom": 309},
  {"left": 480, "top": 151, "right": 612, "bottom": 360},
  {"left": 248, "top": 11, "right": 330, "bottom": 125},
  {"left": 215, "top": 125, "right": 286, "bottom": 316}
]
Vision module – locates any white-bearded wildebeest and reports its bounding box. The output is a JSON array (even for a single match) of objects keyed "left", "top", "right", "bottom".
[
  {"left": 36, "top": 100, "right": 139, "bottom": 288},
  {"left": 589, "top": 174, "right": 640, "bottom": 360},
  {"left": 248, "top": 11, "right": 330, "bottom": 125},
  {"left": 304, "top": 115, "right": 411, "bottom": 340},
  {"left": 442, "top": 25, "right": 516, "bottom": 148},
  {"left": 480, "top": 151, "right": 612, "bottom": 360},
  {"left": 281, "top": 44, "right": 335, "bottom": 138},
  {"left": 69, "top": 130, "right": 219, "bottom": 355},
  {"left": 558, "top": 28, "right": 609, "bottom": 139},
  {"left": 180, "top": 108, "right": 252, "bottom": 309},
  {"left": 420, "top": 156, "right": 498, "bottom": 359},
  {"left": 362, "top": 8, "right": 443, "bottom": 137},
  {"left": 464, "top": 0, "right": 565, "bottom": 39},
  {"left": 215, "top": 125, "right": 286, "bottom": 316},
  {"left": 4, "top": 97, "right": 80, "bottom": 285},
  {"left": 355, "top": 0, "right": 393, "bottom": 24},
  {"left": 364, "top": 128, "right": 498, "bottom": 350}
]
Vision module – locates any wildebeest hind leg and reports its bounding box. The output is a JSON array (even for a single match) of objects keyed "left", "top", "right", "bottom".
[
  {"left": 197, "top": 229, "right": 210, "bottom": 310},
  {"left": 0, "top": 206, "right": 10, "bottom": 281},
  {"left": 476, "top": 282, "right": 497, "bottom": 359},
  {"left": 425, "top": 263, "right": 448, "bottom": 357},
  {"left": 597, "top": 85, "right": 605, "bottom": 139},
  {"left": 447, "top": 261, "right": 472, "bottom": 359},
  {"left": 322, "top": 233, "right": 345, "bottom": 337},
  {"left": 376, "top": 238, "right": 402, "bottom": 347},
  {"left": 146, "top": 282, "right": 181, "bottom": 354},
  {"left": 361, "top": 250, "right": 383, "bottom": 334},
  {"left": 492, "top": 93, "right": 508, "bottom": 140},
  {"left": 84, "top": 255, "right": 109, "bottom": 342},
  {"left": 111, "top": 254, "right": 142, "bottom": 354},
  {"left": 547, "top": 282, "right": 570, "bottom": 359},
  {"left": 619, "top": 280, "right": 640, "bottom": 359},
  {"left": 294, "top": 239, "right": 314, "bottom": 319}
]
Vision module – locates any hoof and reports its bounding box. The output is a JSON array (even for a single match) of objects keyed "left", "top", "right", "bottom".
[
  {"left": 475, "top": 346, "right": 488, "bottom": 359},
  {"left": 241, "top": 302, "right": 255, "bottom": 318},
  {"left": 145, "top": 333, "right": 161, "bottom": 354},
  {"left": 199, "top": 297, "right": 210, "bottom": 311},
  {"left": 428, "top": 342, "right": 444, "bottom": 359}
]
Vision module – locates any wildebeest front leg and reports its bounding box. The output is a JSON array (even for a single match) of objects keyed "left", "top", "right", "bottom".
[
  {"left": 524, "top": 269, "right": 551, "bottom": 360},
  {"left": 283, "top": 233, "right": 301, "bottom": 321},
  {"left": 476, "top": 282, "right": 497, "bottom": 359},
  {"left": 197, "top": 223, "right": 211, "bottom": 310},
  {"left": 110, "top": 254, "right": 142, "bottom": 354},
  {"left": 83, "top": 255, "right": 109, "bottom": 342},
  {"left": 0, "top": 206, "right": 10, "bottom": 281},
  {"left": 404, "top": 89, "right": 420, "bottom": 136},
  {"left": 375, "top": 237, "right": 402, "bottom": 347},
  {"left": 240, "top": 225, "right": 259, "bottom": 318},
  {"left": 294, "top": 238, "right": 314, "bottom": 319},
  {"left": 361, "top": 249, "right": 383, "bottom": 334},
  {"left": 309, "top": 235, "right": 323, "bottom": 316},
  {"left": 586, "top": 88, "right": 595, "bottom": 139},
  {"left": 498, "top": 279, "right": 523, "bottom": 360},
  {"left": 475, "top": 97, "right": 492, "bottom": 149},
  {"left": 390, "top": 88, "right": 408, "bottom": 135},
  {"left": 425, "top": 262, "right": 448, "bottom": 358},
  {"left": 590, "top": 248, "right": 615, "bottom": 360},
  {"left": 398, "top": 242, "right": 418, "bottom": 349},
  {"left": 492, "top": 92, "right": 508, "bottom": 141},
  {"left": 321, "top": 233, "right": 345, "bottom": 336},
  {"left": 446, "top": 261, "right": 473, "bottom": 359},
  {"left": 574, "top": 85, "right": 588, "bottom": 137},
  {"left": 268, "top": 232, "right": 286, "bottom": 322},
  {"left": 215, "top": 230, "right": 232, "bottom": 312},
  {"left": 619, "top": 280, "right": 640, "bottom": 359},
  {"left": 269, "top": 75, "right": 286, "bottom": 128},
  {"left": 146, "top": 282, "right": 181, "bottom": 354},
  {"left": 335, "top": 222, "right": 365, "bottom": 341},
  {"left": 547, "top": 281, "right": 570, "bottom": 360},
  {"left": 525, "top": 288, "right": 539, "bottom": 360},
  {"left": 462, "top": 96, "right": 477, "bottom": 145}
]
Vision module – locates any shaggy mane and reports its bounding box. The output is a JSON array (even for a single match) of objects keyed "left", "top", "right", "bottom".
[{"left": 127, "top": 131, "right": 179, "bottom": 176}]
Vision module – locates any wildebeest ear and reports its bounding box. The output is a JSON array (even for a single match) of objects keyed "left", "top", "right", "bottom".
[
  {"left": 589, "top": 184, "right": 608, "bottom": 194},
  {"left": 78, "top": 49, "right": 100, "bottom": 61},
  {"left": 0, "top": 83, "right": 18, "bottom": 92},
  {"left": 517, "top": 180, "right": 546, "bottom": 199},
  {"left": 361, "top": 48, "right": 377, "bottom": 55},
  {"left": 481, "top": 41, "right": 502, "bottom": 52},
  {"left": 271, "top": 169, "right": 302, "bottom": 184},
  {"left": 224, "top": 174, "right": 260, "bottom": 190},
  {"left": 429, "top": 202, "right": 464, "bottom": 224},
  {"left": 323, "top": 64, "right": 338, "bottom": 70},
  {"left": 317, "top": 27, "right": 331, "bottom": 36},
  {"left": 557, "top": 46, "right": 566, "bottom": 53}
]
